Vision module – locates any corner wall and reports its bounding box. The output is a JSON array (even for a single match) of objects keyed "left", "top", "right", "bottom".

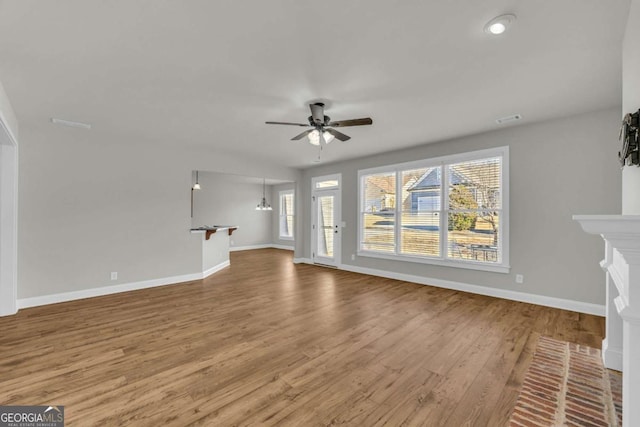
[
  {"left": 17, "top": 123, "right": 299, "bottom": 300},
  {"left": 300, "top": 108, "right": 621, "bottom": 307}
]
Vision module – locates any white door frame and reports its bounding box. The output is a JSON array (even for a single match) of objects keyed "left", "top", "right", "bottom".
[
  {"left": 0, "top": 116, "right": 18, "bottom": 316},
  {"left": 311, "top": 174, "right": 341, "bottom": 267}
]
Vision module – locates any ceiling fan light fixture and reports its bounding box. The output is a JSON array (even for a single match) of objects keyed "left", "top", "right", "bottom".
[
  {"left": 323, "top": 131, "right": 335, "bottom": 144},
  {"left": 266, "top": 102, "right": 372, "bottom": 146},
  {"left": 307, "top": 129, "right": 335, "bottom": 145},
  {"left": 484, "top": 14, "right": 516, "bottom": 35},
  {"left": 308, "top": 129, "right": 320, "bottom": 146}
]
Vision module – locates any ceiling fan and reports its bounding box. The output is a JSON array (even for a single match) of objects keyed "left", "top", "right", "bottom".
[{"left": 266, "top": 102, "right": 373, "bottom": 145}]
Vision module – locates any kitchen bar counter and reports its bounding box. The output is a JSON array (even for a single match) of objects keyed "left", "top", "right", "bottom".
[{"left": 190, "top": 225, "right": 238, "bottom": 278}]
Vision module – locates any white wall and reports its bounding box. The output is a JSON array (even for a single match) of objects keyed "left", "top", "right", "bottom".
[
  {"left": 622, "top": 0, "right": 640, "bottom": 214},
  {"left": 300, "top": 108, "right": 621, "bottom": 306},
  {"left": 17, "top": 123, "right": 299, "bottom": 300},
  {"left": 191, "top": 172, "right": 274, "bottom": 248}
]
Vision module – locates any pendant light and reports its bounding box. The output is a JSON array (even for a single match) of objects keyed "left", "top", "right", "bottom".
[
  {"left": 193, "top": 171, "right": 201, "bottom": 190},
  {"left": 256, "top": 178, "right": 272, "bottom": 211}
]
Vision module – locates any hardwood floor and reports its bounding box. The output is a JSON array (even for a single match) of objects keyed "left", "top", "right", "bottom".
[{"left": 0, "top": 249, "right": 604, "bottom": 426}]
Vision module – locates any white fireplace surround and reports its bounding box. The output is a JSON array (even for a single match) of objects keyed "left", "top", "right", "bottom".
[{"left": 574, "top": 214, "right": 640, "bottom": 427}]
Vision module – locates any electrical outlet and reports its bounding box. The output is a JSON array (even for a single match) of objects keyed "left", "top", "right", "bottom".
[
  {"left": 351, "top": 254, "right": 355, "bottom": 261},
  {"left": 515, "top": 274, "right": 524, "bottom": 284},
  {"left": 111, "top": 272, "right": 118, "bottom": 281},
  {"left": 230, "top": 240, "right": 234, "bottom": 246}
]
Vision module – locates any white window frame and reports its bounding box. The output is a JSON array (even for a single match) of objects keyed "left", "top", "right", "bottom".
[
  {"left": 279, "top": 189, "right": 295, "bottom": 240},
  {"left": 357, "top": 146, "right": 510, "bottom": 273},
  {"left": 312, "top": 174, "right": 341, "bottom": 190}
]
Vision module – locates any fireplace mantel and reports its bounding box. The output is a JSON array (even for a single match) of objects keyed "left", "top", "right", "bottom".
[{"left": 574, "top": 214, "right": 640, "bottom": 427}]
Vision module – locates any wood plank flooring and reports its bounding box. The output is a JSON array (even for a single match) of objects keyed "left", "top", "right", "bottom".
[{"left": 0, "top": 249, "right": 604, "bottom": 426}]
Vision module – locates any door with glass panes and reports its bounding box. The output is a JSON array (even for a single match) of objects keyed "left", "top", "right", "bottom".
[{"left": 311, "top": 175, "right": 341, "bottom": 267}]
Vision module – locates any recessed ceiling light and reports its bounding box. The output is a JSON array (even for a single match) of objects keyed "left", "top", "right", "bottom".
[
  {"left": 484, "top": 14, "right": 516, "bottom": 35},
  {"left": 50, "top": 118, "right": 92, "bottom": 129},
  {"left": 496, "top": 114, "right": 522, "bottom": 125}
]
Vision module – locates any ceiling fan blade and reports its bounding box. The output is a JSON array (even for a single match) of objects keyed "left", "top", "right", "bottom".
[
  {"left": 265, "top": 121, "right": 311, "bottom": 127},
  {"left": 309, "top": 103, "right": 325, "bottom": 124},
  {"left": 325, "top": 128, "right": 351, "bottom": 142},
  {"left": 291, "top": 129, "right": 314, "bottom": 140},
  {"left": 328, "top": 117, "right": 373, "bottom": 127}
]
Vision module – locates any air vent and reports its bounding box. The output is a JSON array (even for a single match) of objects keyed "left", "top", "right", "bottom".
[
  {"left": 496, "top": 114, "right": 522, "bottom": 125},
  {"left": 50, "top": 118, "right": 92, "bottom": 129}
]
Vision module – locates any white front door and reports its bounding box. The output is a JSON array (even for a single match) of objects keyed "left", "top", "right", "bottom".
[{"left": 311, "top": 175, "right": 341, "bottom": 267}]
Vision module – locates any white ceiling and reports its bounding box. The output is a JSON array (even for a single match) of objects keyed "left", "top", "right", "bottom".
[{"left": 0, "top": 1, "right": 630, "bottom": 169}]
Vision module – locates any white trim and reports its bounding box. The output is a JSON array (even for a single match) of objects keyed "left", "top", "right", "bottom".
[
  {"left": 203, "top": 260, "right": 231, "bottom": 278},
  {"left": 311, "top": 174, "right": 342, "bottom": 267},
  {"left": 19, "top": 274, "right": 187, "bottom": 309},
  {"left": 358, "top": 146, "right": 509, "bottom": 176},
  {"left": 339, "top": 264, "right": 601, "bottom": 315},
  {"left": 230, "top": 244, "right": 272, "bottom": 251},
  {"left": 602, "top": 338, "right": 624, "bottom": 371},
  {"left": 311, "top": 173, "right": 341, "bottom": 190},
  {"left": 292, "top": 258, "right": 603, "bottom": 315},
  {"left": 279, "top": 189, "right": 295, "bottom": 240},
  {"left": 230, "top": 243, "right": 293, "bottom": 252},
  {"left": 356, "top": 250, "right": 510, "bottom": 273},
  {"left": 0, "top": 112, "right": 18, "bottom": 316},
  {"left": 271, "top": 244, "right": 294, "bottom": 251},
  {"left": 357, "top": 146, "right": 509, "bottom": 273},
  {"left": 17, "top": 261, "right": 232, "bottom": 309}
]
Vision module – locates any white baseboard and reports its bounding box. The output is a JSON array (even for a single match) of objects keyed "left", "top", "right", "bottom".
[
  {"left": 203, "top": 260, "right": 230, "bottom": 279},
  {"left": 17, "top": 260, "right": 231, "bottom": 310},
  {"left": 230, "top": 244, "right": 294, "bottom": 252},
  {"left": 294, "top": 259, "right": 604, "bottom": 316},
  {"left": 271, "top": 244, "right": 294, "bottom": 251},
  {"left": 602, "top": 338, "right": 623, "bottom": 371}
]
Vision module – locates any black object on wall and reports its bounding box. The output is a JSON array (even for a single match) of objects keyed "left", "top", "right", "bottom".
[{"left": 619, "top": 110, "right": 640, "bottom": 167}]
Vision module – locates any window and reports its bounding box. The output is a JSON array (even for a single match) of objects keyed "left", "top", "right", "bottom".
[
  {"left": 279, "top": 190, "right": 294, "bottom": 240},
  {"left": 315, "top": 179, "right": 339, "bottom": 189},
  {"left": 358, "top": 147, "right": 509, "bottom": 273}
]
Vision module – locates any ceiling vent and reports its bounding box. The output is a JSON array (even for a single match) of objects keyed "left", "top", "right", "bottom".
[
  {"left": 495, "top": 114, "right": 522, "bottom": 125},
  {"left": 50, "top": 118, "right": 92, "bottom": 129}
]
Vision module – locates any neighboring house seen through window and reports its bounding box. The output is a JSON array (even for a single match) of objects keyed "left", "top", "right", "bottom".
[
  {"left": 358, "top": 147, "right": 509, "bottom": 273},
  {"left": 279, "top": 190, "right": 294, "bottom": 240}
]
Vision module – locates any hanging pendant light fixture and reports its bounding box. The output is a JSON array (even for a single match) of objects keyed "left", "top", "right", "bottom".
[
  {"left": 193, "top": 170, "right": 201, "bottom": 190},
  {"left": 256, "top": 178, "right": 272, "bottom": 211}
]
